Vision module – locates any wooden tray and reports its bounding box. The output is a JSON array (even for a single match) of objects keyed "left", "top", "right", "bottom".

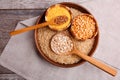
[{"left": 35, "top": 2, "right": 99, "bottom": 68}]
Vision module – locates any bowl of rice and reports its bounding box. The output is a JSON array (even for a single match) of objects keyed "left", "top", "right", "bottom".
[{"left": 35, "top": 2, "right": 99, "bottom": 68}]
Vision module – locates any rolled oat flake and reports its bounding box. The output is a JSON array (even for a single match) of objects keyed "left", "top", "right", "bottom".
[{"left": 50, "top": 33, "right": 73, "bottom": 54}]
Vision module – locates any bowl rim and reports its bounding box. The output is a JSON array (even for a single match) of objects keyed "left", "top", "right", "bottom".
[
  {"left": 45, "top": 4, "right": 72, "bottom": 31},
  {"left": 34, "top": 2, "right": 99, "bottom": 68}
]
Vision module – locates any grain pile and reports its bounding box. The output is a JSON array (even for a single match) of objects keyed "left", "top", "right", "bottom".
[
  {"left": 71, "top": 14, "right": 97, "bottom": 40},
  {"left": 50, "top": 33, "right": 73, "bottom": 55},
  {"left": 37, "top": 8, "right": 95, "bottom": 64}
]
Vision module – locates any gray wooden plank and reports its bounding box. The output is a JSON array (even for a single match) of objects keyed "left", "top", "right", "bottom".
[
  {"left": 0, "top": 0, "right": 89, "bottom": 9},
  {"left": 0, "top": 63, "right": 15, "bottom": 74},
  {"left": 0, "top": 9, "right": 45, "bottom": 54},
  {"left": 0, "top": 9, "right": 45, "bottom": 79},
  {"left": 0, "top": 74, "right": 25, "bottom": 80}
]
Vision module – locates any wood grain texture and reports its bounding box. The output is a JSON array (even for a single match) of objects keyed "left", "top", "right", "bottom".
[
  {"left": 0, "top": 9, "right": 45, "bottom": 79},
  {"left": 0, "top": 0, "right": 89, "bottom": 9},
  {"left": 0, "top": 74, "right": 25, "bottom": 80}
]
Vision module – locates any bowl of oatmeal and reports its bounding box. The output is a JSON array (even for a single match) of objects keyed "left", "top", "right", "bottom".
[{"left": 34, "top": 2, "right": 99, "bottom": 67}]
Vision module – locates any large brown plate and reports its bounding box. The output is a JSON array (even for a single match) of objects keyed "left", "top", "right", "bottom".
[{"left": 35, "top": 2, "right": 99, "bottom": 68}]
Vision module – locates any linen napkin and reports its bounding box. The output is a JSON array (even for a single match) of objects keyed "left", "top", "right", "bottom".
[
  {"left": 0, "top": 15, "right": 120, "bottom": 80},
  {"left": 1, "top": 0, "right": 120, "bottom": 80}
]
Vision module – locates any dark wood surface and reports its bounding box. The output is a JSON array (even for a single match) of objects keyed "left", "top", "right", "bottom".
[{"left": 0, "top": 9, "right": 45, "bottom": 80}]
